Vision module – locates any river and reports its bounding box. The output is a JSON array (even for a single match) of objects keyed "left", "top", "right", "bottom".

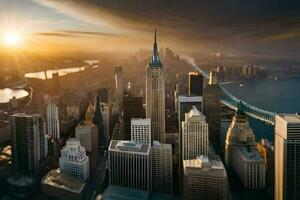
[{"left": 222, "top": 78, "right": 300, "bottom": 142}]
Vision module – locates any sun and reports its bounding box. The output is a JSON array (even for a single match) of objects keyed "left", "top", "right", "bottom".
[{"left": 2, "top": 32, "right": 22, "bottom": 47}]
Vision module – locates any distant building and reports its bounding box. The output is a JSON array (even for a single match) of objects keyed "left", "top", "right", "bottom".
[
  {"left": 275, "top": 114, "right": 300, "bottom": 200},
  {"left": 123, "top": 96, "right": 145, "bottom": 140},
  {"left": 183, "top": 156, "right": 228, "bottom": 200},
  {"left": 225, "top": 111, "right": 265, "bottom": 189},
  {"left": 146, "top": 29, "right": 165, "bottom": 143},
  {"left": 203, "top": 70, "right": 221, "bottom": 153},
  {"left": 115, "top": 66, "right": 124, "bottom": 100},
  {"left": 59, "top": 139, "right": 89, "bottom": 180},
  {"left": 66, "top": 105, "right": 80, "bottom": 120},
  {"left": 47, "top": 103, "right": 60, "bottom": 141},
  {"left": 151, "top": 141, "right": 173, "bottom": 194},
  {"left": 75, "top": 121, "right": 98, "bottom": 153},
  {"left": 131, "top": 118, "right": 151, "bottom": 144},
  {"left": 109, "top": 140, "right": 151, "bottom": 194},
  {"left": 257, "top": 139, "right": 274, "bottom": 199},
  {"left": 188, "top": 72, "right": 203, "bottom": 96},
  {"left": 94, "top": 91, "right": 108, "bottom": 148},
  {"left": 182, "top": 106, "right": 208, "bottom": 160},
  {"left": 42, "top": 169, "right": 86, "bottom": 200},
  {"left": 101, "top": 102, "right": 110, "bottom": 145},
  {"left": 10, "top": 113, "right": 48, "bottom": 175}
]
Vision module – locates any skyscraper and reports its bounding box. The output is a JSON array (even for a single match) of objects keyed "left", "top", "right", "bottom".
[
  {"left": 151, "top": 141, "right": 173, "bottom": 194},
  {"left": 146, "top": 29, "right": 165, "bottom": 143},
  {"left": 275, "top": 114, "right": 300, "bottom": 200},
  {"left": 203, "top": 70, "right": 221, "bottom": 153},
  {"left": 183, "top": 156, "right": 228, "bottom": 200},
  {"left": 10, "top": 113, "right": 48, "bottom": 175},
  {"left": 115, "top": 66, "right": 124, "bottom": 100},
  {"left": 123, "top": 96, "right": 145, "bottom": 140},
  {"left": 131, "top": 118, "right": 151, "bottom": 144},
  {"left": 109, "top": 140, "right": 151, "bottom": 192},
  {"left": 188, "top": 72, "right": 204, "bottom": 96},
  {"left": 59, "top": 138, "right": 90, "bottom": 180},
  {"left": 94, "top": 91, "right": 108, "bottom": 148},
  {"left": 182, "top": 106, "right": 209, "bottom": 160},
  {"left": 46, "top": 103, "right": 60, "bottom": 141},
  {"left": 225, "top": 110, "right": 265, "bottom": 189}
]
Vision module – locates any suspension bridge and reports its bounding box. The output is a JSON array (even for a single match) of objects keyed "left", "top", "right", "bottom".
[{"left": 183, "top": 56, "right": 276, "bottom": 126}]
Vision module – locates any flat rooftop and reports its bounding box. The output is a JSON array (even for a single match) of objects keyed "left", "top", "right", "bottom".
[
  {"left": 178, "top": 95, "right": 203, "bottom": 102},
  {"left": 41, "top": 169, "right": 85, "bottom": 194},
  {"left": 109, "top": 140, "right": 150, "bottom": 154},
  {"left": 103, "top": 186, "right": 148, "bottom": 200},
  {"left": 277, "top": 114, "right": 300, "bottom": 123},
  {"left": 238, "top": 147, "right": 264, "bottom": 162}
]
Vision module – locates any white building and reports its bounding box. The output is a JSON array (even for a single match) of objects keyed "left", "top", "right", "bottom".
[
  {"left": 275, "top": 114, "right": 300, "bottom": 200},
  {"left": 225, "top": 111, "right": 265, "bottom": 189},
  {"left": 182, "top": 106, "right": 208, "bottom": 160},
  {"left": 131, "top": 118, "right": 151, "bottom": 144},
  {"left": 47, "top": 103, "right": 60, "bottom": 141},
  {"left": 59, "top": 139, "right": 89, "bottom": 180},
  {"left": 183, "top": 156, "right": 228, "bottom": 200},
  {"left": 109, "top": 140, "right": 151, "bottom": 193},
  {"left": 146, "top": 30, "right": 165, "bottom": 143},
  {"left": 151, "top": 141, "right": 173, "bottom": 194},
  {"left": 75, "top": 121, "right": 98, "bottom": 153}
]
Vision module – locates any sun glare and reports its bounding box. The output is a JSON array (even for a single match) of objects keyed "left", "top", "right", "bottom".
[{"left": 2, "top": 32, "right": 21, "bottom": 47}]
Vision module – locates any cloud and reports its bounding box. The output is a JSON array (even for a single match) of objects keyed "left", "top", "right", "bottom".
[
  {"left": 34, "top": 0, "right": 300, "bottom": 55},
  {"left": 34, "top": 30, "right": 121, "bottom": 38}
]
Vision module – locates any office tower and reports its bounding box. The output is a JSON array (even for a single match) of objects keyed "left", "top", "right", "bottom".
[
  {"left": 46, "top": 103, "right": 60, "bottom": 141},
  {"left": 115, "top": 66, "right": 124, "bottom": 99},
  {"left": 94, "top": 91, "right": 108, "bottom": 148},
  {"left": 146, "top": 29, "right": 165, "bottom": 143},
  {"left": 182, "top": 106, "right": 208, "bottom": 160},
  {"left": 131, "top": 118, "right": 151, "bottom": 144},
  {"left": 59, "top": 139, "right": 89, "bottom": 180},
  {"left": 183, "top": 156, "right": 228, "bottom": 200},
  {"left": 188, "top": 72, "right": 203, "bottom": 96},
  {"left": 225, "top": 111, "right": 265, "bottom": 189},
  {"left": 75, "top": 121, "right": 98, "bottom": 153},
  {"left": 123, "top": 96, "right": 145, "bottom": 140},
  {"left": 257, "top": 139, "right": 274, "bottom": 198},
  {"left": 109, "top": 140, "right": 151, "bottom": 193},
  {"left": 203, "top": 70, "right": 221, "bottom": 153},
  {"left": 99, "top": 88, "right": 109, "bottom": 104},
  {"left": 275, "top": 114, "right": 300, "bottom": 200},
  {"left": 151, "top": 141, "right": 173, "bottom": 194},
  {"left": 10, "top": 113, "right": 47, "bottom": 175},
  {"left": 101, "top": 102, "right": 110, "bottom": 144}
]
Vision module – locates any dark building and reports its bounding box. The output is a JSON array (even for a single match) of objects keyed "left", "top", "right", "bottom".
[
  {"left": 123, "top": 96, "right": 145, "bottom": 140},
  {"left": 94, "top": 91, "right": 108, "bottom": 148},
  {"left": 203, "top": 70, "right": 221, "bottom": 153},
  {"left": 99, "top": 88, "right": 109, "bottom": 104},
  {"left": 188, "top": 72, "right": 203, "bottom": 96},
  {"left": 10, "top": 113, "right": 47, "bottom": 175}
]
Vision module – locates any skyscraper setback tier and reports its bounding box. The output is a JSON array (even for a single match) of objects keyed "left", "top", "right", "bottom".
[
  {"left": 188, "top": 72, "right": 204, "bottom": 96},
  {"left": 146, "top": 29, "right": 165, "bottom": 143},
  {"left": 275, "top": 114, "right": 300, "bottom": 200},
  {"left": 10, "top": 113, "right": 48, "bottom": 175}
]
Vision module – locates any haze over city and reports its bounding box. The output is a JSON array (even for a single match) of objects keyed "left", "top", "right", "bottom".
[{"left": 0, "top": 1, "right": 299, "bottom": 200}]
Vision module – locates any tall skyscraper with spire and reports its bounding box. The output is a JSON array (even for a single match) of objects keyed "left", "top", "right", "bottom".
[{"left": 146, "top": 29, "right": 165, "bottom": 143}]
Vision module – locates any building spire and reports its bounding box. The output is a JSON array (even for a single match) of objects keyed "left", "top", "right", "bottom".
[{"left": 150, "top": 28, "right": 161, "bottom": 67}]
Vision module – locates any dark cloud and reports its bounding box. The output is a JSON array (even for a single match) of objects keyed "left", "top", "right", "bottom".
[{"left": 35, "top": 0, "right": 300, "bottom": 56}]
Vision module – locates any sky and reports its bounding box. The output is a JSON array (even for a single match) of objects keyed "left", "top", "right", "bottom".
[{"left": 0, "top": 0, "right": 300, "bottom": 56}]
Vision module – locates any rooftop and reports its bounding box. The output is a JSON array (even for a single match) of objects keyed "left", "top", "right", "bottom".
[
  {"left": 178, "top": 95, "right": 203, "bottom": 103},
  {"left": 109, "top": 140, "right": 150, "bottom": 154},
  {"left": 238, "top": 146, "right": 264, "bottom": 162},
  {"left": 277, "top": 114, "right": 300, "bottom": 123},
  {"left": 41, "top": 169, "right": 85, "bottom": 194}
]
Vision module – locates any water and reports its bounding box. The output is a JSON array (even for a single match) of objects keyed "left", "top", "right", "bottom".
[
  {"left": 24, "top": 66, "right": 87, "bottom": 80},
  {"left": 222, "top": 78, "right": 300, "bottom": 142},
  {"left": 0, "top": 88, "right": 29, "bottom": 103}
]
